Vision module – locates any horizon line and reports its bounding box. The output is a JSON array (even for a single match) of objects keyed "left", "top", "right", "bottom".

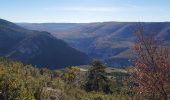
[
  {"left": 15, "top": 21, "right": 170, "bottom": 24},
  {"left": 1, "top": 18, "right": 170, "bottom": 24}
]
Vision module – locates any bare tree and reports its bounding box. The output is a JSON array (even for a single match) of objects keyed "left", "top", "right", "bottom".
[{"left": 132, "top": 26, "right": 170, "bottom": 100}]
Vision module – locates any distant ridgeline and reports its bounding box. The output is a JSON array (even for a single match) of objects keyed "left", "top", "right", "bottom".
[
  {"left": 0, "top": 19, "right": 89, "bottom": 69},
  {"left": 18, "top": 22, "right": 170, "bottom": 68}
]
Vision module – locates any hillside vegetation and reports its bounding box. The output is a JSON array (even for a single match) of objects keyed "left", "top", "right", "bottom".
[
  {"left": 0, "top": 19, "right": 88, "bottom": 69},
  {"left": 1, "top": 35, "right": 170, "bottom": 100},
  {"left": 0, "top": 58, "right": 133, "bottom": 100},
  {"left": 18, "top": 22, "right": 170, "bottom": 67}
]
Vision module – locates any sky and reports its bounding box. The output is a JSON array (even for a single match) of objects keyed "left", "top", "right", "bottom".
[{"left": 0, "top": 0, "right": 170, "bottom": 23}]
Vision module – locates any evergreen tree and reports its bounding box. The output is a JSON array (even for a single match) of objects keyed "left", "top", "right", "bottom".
[{"left": 85, "top": 60, "right": 112, "bottom": 94}]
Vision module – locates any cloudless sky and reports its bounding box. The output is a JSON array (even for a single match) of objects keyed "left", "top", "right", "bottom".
[{"left": 0, "top": 0, "right": 170, "bottom": 23}]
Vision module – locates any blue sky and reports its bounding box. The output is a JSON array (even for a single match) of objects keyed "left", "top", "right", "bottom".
[{"left": 0, "top": 0, "right": 170, "bottom": 23}]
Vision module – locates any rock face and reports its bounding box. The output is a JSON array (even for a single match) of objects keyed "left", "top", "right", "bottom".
[
  {"left": 0, "top": 19, "right": 89, "bottom": 69},
  {"left": 18, "top": 22, "right": 170, "bottom": 67}
]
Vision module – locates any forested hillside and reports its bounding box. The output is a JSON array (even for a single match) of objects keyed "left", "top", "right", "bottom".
[
  {"left": 0, "top": 19, "right": 89, "bottom": 69},
  {"left": 18, "top": 22, "right": 170, "bottom": 67}
]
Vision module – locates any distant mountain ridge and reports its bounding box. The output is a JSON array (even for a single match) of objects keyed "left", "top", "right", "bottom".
[
  {"left": 17, "top": 23, "right": 86, "bottom": 34},
  {"left": 0, "top": 19, "right": 89, "bottom": 69},
  {"left": 18, "top": 22, "right": 170, "bottom": 67}
]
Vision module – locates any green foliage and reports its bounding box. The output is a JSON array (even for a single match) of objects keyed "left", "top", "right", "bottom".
[
  {"left": 85, "top": 60, "right": 113, "bottom": 94},
  {"left": 0, "top": 58, "right": 132, "bottom": 100},
  {"left": 62, "top": 66, "right": 80, "bottom": 84},
  {"left": 0, "top": 58, "right": 50, "bottom": 100}
]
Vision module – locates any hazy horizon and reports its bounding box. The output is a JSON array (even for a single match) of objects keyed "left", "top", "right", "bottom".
[
  {"left": 0, "top": 0, "right": 170, "bottom": 23},
  {"left": 14, "top": 21, "right": 170, "bottom": 24}
]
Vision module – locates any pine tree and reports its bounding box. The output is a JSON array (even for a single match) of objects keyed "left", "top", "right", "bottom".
[{"left": 85, "top": 60, "right": 112, "bottom": 94}]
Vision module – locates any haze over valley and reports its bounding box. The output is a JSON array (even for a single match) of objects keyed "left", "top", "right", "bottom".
[
  {"left": 1, "top": 0, "right": 170, "bottom": 100},
  {"left": 18, "top": 22, "right": 170, "bottom": 68}
]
